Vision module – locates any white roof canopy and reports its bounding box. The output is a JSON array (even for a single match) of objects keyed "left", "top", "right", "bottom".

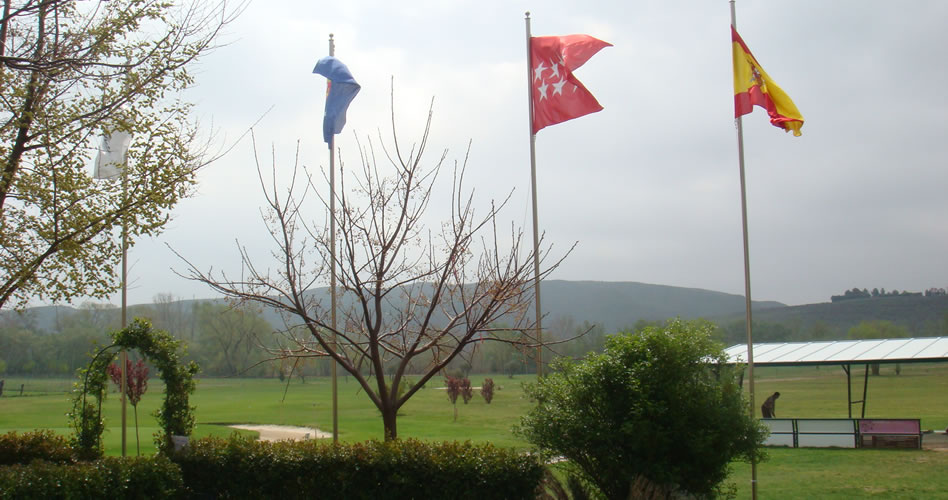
[{"left": 723, "top": 337, "right": 948, "bottom": 366}]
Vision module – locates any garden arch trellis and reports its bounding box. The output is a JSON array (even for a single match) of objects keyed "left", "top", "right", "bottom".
[{"left": 71, "top": 318, "right": 198, "bottom": 458}]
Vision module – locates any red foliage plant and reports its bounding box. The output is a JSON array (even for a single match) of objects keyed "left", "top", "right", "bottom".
[
  {"left": 445, "top": 376, "right": 461, "bottom": 405},
  {"left": 107, "top": 358, "right": 149, "bottom": 407},
  {"left": 107, "top": 358, "right": 151, "bottom": 454},
  {"left": 481, "top": 378, "right": 495, "bottom": 404},
  {"left": 459, "top": 378, "right": 473, "bottom": 404}
]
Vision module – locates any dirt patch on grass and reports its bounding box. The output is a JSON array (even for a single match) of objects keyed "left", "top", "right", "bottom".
[{"left": 229, "top": 424, "right": 331, "bottom": 442}]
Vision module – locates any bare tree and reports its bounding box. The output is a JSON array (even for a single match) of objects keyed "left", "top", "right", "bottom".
[
  {"left": 181, "top": 97, "right": 570, "bottom": 440},
  {"left": 151, "top": 293, "right": 191, "bottom": 339}
]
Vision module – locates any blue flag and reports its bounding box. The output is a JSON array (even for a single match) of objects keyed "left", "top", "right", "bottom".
[{"left": 313, "top": 56, "right": 360, "bottom": 145}]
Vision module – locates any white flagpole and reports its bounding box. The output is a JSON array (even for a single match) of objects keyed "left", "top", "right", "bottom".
[
  {"left": 729, "top": 1, "right": 758, "bottom": 498},
  {"left": 328, "top": 34, "right": 339, "bottom": 443},
  {"left": 120, "top": 147, "right": 128, "bottom": 458},
  {"left": 525, "top": 12, "right": 543, "bottom": 378}
]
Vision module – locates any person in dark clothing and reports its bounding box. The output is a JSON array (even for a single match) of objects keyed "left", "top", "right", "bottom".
[{"left": 761, "top": 391, "right": 780, "bottom": 418}]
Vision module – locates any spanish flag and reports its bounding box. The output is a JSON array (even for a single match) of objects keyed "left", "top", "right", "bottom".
[{"left": 732, "top": 26, "right": 803, "bottom": 136}]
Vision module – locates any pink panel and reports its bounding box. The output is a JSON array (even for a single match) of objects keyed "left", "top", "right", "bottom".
[{"left": 859, "top": 419, "right": 919, "bottom": 434}]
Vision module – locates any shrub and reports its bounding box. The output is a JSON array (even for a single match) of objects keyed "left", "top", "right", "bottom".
[
  {"left": 445, "top": 375, "right": 461, "bottom": 404},
  {"left": 173, "top": 434, "right": 543, "bottom": 500},
  {"left": 459, "top": 377, "right": 473, "bottom": 404},
  {"left": 0, "top": 455, "right": 182, "bottom": 499},
  {"left": 517, "top": 319, "right": 765, "bottom": 499},
  {"left": 481, "top": 378, "right": 495, "bottom": 404},
  {"left": 0, "top": 430, "right": 75, "bottom": 466}
]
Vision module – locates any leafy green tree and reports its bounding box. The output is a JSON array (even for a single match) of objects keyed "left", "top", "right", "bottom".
[
  {"left": 848, "top": 320, "right": 910, "bottom": 375},
  {"left": 193, "top": 302, "right": 271, "bottom": 376},
  {"left": 0, "top": 324, "right": 38, "bottom": 373},
  {"left": 517, "top": 319, "right": 764, "bottom": 499},
  {"left": 0, "top": 0, "right": 238, "bottom": 309},
  {"left": 716, "top": 319, "right": 793, "bottom": 346},
  {"left": 847, "top": 320, "right": 909, "bottom": 340},
  {"left": 806, "top": 321, "right": 836, "bottom": 340}
]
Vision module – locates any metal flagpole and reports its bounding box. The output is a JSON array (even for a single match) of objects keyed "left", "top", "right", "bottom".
[
  {"left": 729, "top": 2, "right": 757, "bottom": 499},
  {"left": 524, "top": 12, "right": 542, "bottom": 378},
  {"left": 328, "top": 34, "right": 339, "bottom": 443},
  {"left": 120, "top": 150, "right": 129, "bottom": 457}
]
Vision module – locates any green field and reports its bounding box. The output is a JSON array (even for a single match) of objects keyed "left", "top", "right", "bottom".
[
  {"left": 2, "top": 364, "right": 948, "bottom": 499},
  {"left": 0, "top": 374, "right": 536, "bottom": 455}
]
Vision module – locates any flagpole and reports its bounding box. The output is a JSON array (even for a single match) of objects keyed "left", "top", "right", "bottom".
[
  {"left": 328, "top": 33, "right": 339, "bottom": 443},
  {"left": 729, "top": 2, "right": 757, "bottom": 499},
  {"left": 524, "top": 12, "right": 543, "bottom": 378},
  {"left": 120, "top": 150, "right": 128, "bottom": 458}
]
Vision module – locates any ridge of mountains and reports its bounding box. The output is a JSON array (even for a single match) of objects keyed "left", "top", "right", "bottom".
[
  {"left": 537, "top": 280, "right": 784, "bottom": 331},
  {"left": 6, "top": 280, "right": 947, "bottom": 340}
]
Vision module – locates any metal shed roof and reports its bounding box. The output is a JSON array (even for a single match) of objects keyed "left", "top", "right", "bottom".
[{"left": 723, "top": 337, "right": 948, "bottom": 366}]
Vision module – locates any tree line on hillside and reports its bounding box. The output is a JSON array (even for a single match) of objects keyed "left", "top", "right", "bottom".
[
  {"left": 3, "top": 299, "right": 945, "bottom": 379},
  {"left": 0, "top": 299, "right": 277, "bottom": 378},
  {"left": 0, "top": 299, "right": 592, "bottom": 380},
  {"left": 830, "top": 286, "right": 947, "bottom": 302},
  {"left": 0, "top": 298, "right": 644, "bottom": 380}
]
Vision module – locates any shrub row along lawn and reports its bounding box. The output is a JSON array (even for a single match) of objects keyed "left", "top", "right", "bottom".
[
  {"left": 0, "top": 431, "right": 542, "bottom": 500},
  {"left": 2, "top": 365, "right": 947, "bottom": 498}
]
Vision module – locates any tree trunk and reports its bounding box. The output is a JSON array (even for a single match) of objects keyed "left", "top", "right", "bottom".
[
  {"left": 134, "top": 405, "right": 140, "bottom": 456},
  {"left": 382, "top": 405, "right": 398, "bottom": 440}
]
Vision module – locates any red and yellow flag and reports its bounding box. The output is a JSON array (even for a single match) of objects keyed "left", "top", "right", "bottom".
[{"left": 731, "top": 26, "right": 803, "bottom": 136}]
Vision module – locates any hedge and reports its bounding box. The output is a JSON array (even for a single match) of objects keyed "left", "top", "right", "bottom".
[
  {"left": 0, "top": 455, "right": 183, "bottom": 500},
  {"left": 0, "top": 430, "right": 75, "bottom": 466},
  {"left": 173, "top": 435, "right": 544, "bottom": 500},
  {"left": 0, "top": 430, "right": 544, "bottom": 499}
]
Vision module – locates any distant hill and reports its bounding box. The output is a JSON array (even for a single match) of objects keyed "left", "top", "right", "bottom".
[
  {"left": 6, "top": 282, "right": 945, "bottom": 342},
  {"left": 715, "top": 294, "right": 948, "bottom": 339},
  {"left": 3, "top": 280, "right": 785, "bottom": 335},
  {"left": 538, "top": 280, "right": 784, "bottom": 332}
]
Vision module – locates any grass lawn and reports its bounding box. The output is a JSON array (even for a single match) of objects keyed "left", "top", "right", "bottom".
[
  {"left": 731, "top": 362, "right": 948, "bottom": 499},
  {"left": 0, "top": 374, "right": 535, "bottom": 455},
  {"left": 749, "top": 362, "right": 948, "bottom": 430},
  {"left": 730, "top": 447, "right": 948, "bottom": 499},
  {"left": 1, "top": 364, "right": 947, "bottom": 498}
]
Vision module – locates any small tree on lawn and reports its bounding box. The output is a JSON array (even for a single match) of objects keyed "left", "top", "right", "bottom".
[
  {"left": 459, "top": 377, "right": 473, "bottom": 404},
  {"left": 517, "top": 319, "right": 765, "bottom": 499},
  {"left": 107, "top": 358, "right": 150, "bottom": 455},
  {"left": 481, "top": 378, "right": 495, "bottom": 404},
  {"left": 445, "top": 376, "right": 461, "bottom": 422}
]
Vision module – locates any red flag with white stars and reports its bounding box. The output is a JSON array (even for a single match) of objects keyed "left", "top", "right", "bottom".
[{"left": 530, "top": 34, "right": 611, "bottom": 133}]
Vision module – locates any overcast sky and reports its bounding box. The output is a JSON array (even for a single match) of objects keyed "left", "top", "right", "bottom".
[{"left": 100, "top": 0, "right": 948, "bottom": 308}]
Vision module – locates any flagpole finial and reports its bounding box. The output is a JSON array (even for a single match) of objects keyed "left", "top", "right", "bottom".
[{"left": 525, "top": 11, "right": 530, "bottom": 19}]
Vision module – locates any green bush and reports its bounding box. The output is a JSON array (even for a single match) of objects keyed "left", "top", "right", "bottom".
[
  {"left": 0, "top": 430, "right": 75, "bottom": 466},
  {"left": 0, "top": 455, "right": 182, "bottom": 499},
  {"left": 174, "top": 434, "right": 543, "bottom": 499},
  {"left": 517, "top": 319, "right": 766, "bottom": 499}
]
